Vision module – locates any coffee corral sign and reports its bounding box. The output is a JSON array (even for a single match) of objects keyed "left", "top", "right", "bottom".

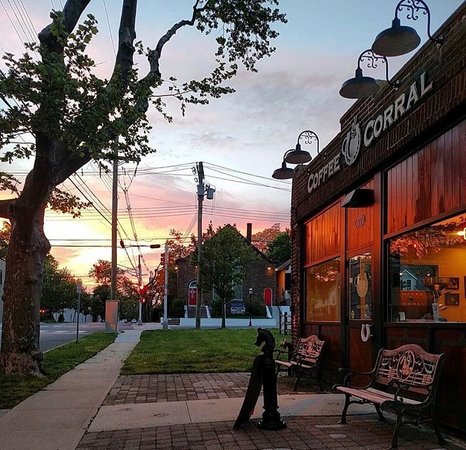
[{"left": 307, "top": 72, "right": 433, "bottom": 194}]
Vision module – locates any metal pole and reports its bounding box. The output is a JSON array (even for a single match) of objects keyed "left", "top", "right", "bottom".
[
  {"left": 249, "top": 288, "right": 253, "bottom": 327},
  {"left": 111, "top": 157, "right": 118, "bottom": 301},
  {"left": 138, "top": 254, "right": 142, "bottom": 325},
  {"left": 76, "top": 282, "right": 81, "bottom": 343},
  {"left": 163, "top": 242, "right": 169, "bottom": 330},
  {"left": 196, "top": 162, "right": 204, "bottom": 329}
]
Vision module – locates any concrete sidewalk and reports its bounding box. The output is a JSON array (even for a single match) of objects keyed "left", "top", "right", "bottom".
[
  {"left": 0, "top": 324, "right": 158, "bottom": 450},
  {"left": 1, "top": 324, "right": 466, "bottom": 450}
]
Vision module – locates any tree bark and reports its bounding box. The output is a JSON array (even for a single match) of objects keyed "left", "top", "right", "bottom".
[{"left": 0, "top": 202, "right": 50, "bottom": 375}]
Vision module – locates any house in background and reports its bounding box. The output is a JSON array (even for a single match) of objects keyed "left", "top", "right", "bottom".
[
  {"left": 174, "top": 223, "right": 277, "bottom": 317},
  {"left": 276, "top": 259, "right": 291, "bottom": 306}
]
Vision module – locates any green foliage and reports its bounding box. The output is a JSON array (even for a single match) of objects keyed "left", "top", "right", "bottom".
[
  {"left": 0, "top": 332, "right": 116, "bottom": 409},
  {"left": 0, "top": 221, "right": 11, "bottom": 259},
  {"left": 41, "top": 254, "right": 79, "bottom": 313},
  {"left": 247, "top": 300, "right": 267, "bottom": 317},
  {"left": 122, "top": 328, "right": 280, "bottom": 375},
  {"left": 88, "top": 285, "right": 109, "bottom": 321},
  {"left": 197, "top": 225, "right": 259, "bottom": 307},
  {"left": 171, "top": 299, "right": 185, "bottom": 318},
  {"left": 266, "top": 231, "right": 291, "bottom": 264}
]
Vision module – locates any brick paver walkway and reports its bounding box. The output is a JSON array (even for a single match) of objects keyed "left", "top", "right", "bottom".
[
  {"left": 78, "top": 372, "right": 465, "bottom": 449},
  {"left": 77, "top": 415, "right": 446, "bottom": 449},
  {"left": 103, "top": 372, "right": 316, "bottom": 405}
]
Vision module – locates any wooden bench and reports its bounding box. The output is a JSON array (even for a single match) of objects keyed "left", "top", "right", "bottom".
[
  {"left": 275, "top": 335, "right": 325, "bottom": 391},
  {"left": 333, "top": 344, "right": 446, "bottom": 449}
]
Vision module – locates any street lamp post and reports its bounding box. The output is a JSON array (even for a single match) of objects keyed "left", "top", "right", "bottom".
[
  {"left": 249, "top": 287, "right": 253, "bottom": 327},
  {"left": 163, "top": 242, "right": 169, "bottom": 331}
]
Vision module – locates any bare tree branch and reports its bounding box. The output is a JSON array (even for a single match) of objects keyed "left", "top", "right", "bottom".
[
  {"left": 143, "top": 1, "right": 206, "bottom": 83},
  {"left": 38, "top": 0, "right": 92, "bottom": 50}
]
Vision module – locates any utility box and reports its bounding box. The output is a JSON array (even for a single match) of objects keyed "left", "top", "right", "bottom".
[{"left": 105, "top": 300, "right": 119, "bottom": 332}]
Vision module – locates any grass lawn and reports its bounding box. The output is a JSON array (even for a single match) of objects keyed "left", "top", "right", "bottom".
[
  {"left": 0, "top": 332, "right": 116, "bottom": 409},
  {"left": 122, "top": 328, "right": 283, "bottom": 375}
]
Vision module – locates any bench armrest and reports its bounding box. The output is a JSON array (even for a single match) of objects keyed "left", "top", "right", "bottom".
[
  {"left": 340, "top": 367, "right": 377, "bottom": 388},
  {"left": 274, "top": 349, "right": 289, "bottom": 360},
  {"left": 388, "top": 379, "right": 434, "bottom": 403}
]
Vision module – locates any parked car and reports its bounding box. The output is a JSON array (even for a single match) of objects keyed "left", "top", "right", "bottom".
[{"left": 230, "top": 300, "right": 246, "bottom": 315}]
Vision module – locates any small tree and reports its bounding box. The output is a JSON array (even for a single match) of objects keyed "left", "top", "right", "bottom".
[
  {"left": 197, "top": 225, "right": 258, "bottom": 328},
  {"left": 41, "top": 254, "right": 78, "bottom": 314},
  {"left": 266, "top": 231, "right": 291, "bottom": 265}
]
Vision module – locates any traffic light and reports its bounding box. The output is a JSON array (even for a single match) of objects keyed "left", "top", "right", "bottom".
[
  {"left": 160, "top": 253, "right": 165, "bottom": 265},
  {"left": 139, "top": 284, "right": 149, "bottom": 296}
]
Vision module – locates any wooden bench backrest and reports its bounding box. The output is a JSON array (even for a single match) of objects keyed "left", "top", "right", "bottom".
[
  {"left": 296, "top": 335, "right": 325, "bottom": 360},
  {"left": 374, "top": 344, "right": 445, "bottom": 395}
]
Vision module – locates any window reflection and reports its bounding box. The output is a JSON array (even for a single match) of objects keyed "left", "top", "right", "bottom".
[
  {"left": 388, "top": 213, "right": 466, "bottom": 323},
  {"left": 305, "top": 258, "right": 341, "bottom": 322}
]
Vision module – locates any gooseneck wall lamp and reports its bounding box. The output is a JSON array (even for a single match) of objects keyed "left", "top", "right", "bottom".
[
  {"left": 272, "top": 130, "right": 320, "bottom": 179},
  {"left": 340, "top": 49, "right": 399, "bottom": 99},
  {"left": 372, "top": 0, "right": 443, "bottom": 57}
]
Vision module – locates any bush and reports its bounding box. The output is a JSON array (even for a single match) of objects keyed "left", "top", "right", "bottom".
[
  {"left": 246, "top": 300, "right": 266, "bottom": 317},
  {"left": 171, "top": 299, "right": 185, "bottom": 318}
]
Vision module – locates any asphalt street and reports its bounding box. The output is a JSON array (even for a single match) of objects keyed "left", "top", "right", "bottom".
[{"left": 0, "top": 321, "right": 105, "bottom": 351}]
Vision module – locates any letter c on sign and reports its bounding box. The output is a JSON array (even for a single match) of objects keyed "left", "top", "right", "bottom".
[{"left": 307, "top": 174, "right": 314, "bottom": 193}]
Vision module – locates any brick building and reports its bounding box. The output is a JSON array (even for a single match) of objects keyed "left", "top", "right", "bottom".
[
  {"left": 174, "top": 224, "right": 277, "bottom": 314},
  {"left": 290, "top": 5, "right": 465, "bottom": 433}
]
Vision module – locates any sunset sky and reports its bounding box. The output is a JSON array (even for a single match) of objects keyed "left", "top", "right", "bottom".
[{"left": 0, "top": 0, "right": 462, "bottom": 289}]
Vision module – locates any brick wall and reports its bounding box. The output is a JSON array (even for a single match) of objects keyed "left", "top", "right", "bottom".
[
  {"left": 289, "top": 5, "right": 466, "bottom": 342},
  {"left": 292, "top": 4, "right": 465, "bottom": 223},
  {"left": 175, "top": 251, "right": 277, "bottom": 306}
]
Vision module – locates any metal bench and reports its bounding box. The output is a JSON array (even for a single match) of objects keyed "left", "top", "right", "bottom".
[
  {"left": 275, "top": 335, "right": 325, "bottom": 391},
  {"left": 333, "top": 344, "right": 446, "bottom": 449}
]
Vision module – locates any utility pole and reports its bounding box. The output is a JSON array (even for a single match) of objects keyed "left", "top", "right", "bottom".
[
  {"left": 196, "top": 162, "right": 204, "bottom": 329},
  {"left": 106, "top": 155, "right": 119, "bottom": 332},
  {"left": 193, "top": 162, "right": 215, "bottom": 329},
  {"left": 137, "top": 254, "right": 143, "bottom": 325},
  {"left": 163, "top": 242, "right": 169, "bottom": 330}
]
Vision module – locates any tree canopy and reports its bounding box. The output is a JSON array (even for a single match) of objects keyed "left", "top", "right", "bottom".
[
  {"left": 196, "top": 224, "right": 258, "bottom": 328},
  {"left": 0, "top": 0, "right": 286, "bottom": 375},
  {"left": 266, "top": 231, "right": 291, "bottom": 265}
]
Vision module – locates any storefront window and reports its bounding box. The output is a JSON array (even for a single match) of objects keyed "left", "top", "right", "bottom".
[
  {"left": 387, "top": 213, "right": 466, "bottom": 323},
  {"left": 349, "top": 253, "right": 372, "bottom": 320},
  {"left": 305, "top": 257, "right": 341, "bottom": 322}
]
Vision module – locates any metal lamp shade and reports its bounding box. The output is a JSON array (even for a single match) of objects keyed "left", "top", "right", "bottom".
[
  {"left": 339, "top": 74, "right": 380, "bottom": 99},
  {"left": 284, "top": 145, "right": 312, "bottom": 164},
  {"left": 272, "top": 161, "right": 295, "bottom": 179},
  {"left": 372, "top": 18, "right": 421, "bottom": 57}
]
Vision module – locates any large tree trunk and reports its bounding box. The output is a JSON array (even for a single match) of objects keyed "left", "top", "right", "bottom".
[{"left": 0, "top": 182, "right": 50, "bottom": 375}]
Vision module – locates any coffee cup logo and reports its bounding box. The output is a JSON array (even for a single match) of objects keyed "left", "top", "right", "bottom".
[{"left": 341, "top": 117, "right": 361, "bottom": 166}]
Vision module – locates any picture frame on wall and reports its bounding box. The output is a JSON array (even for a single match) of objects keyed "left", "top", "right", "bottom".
[
  {"left": 445, "top": 292, "right": 460, "bottom": 306},
  {"left": 447, "top": 277, "right": 460, "bottom": 290}
]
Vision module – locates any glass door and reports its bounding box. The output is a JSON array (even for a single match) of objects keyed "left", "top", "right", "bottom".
[{"left": 348, "top": 252, "right": 372, "bottom": 321}]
